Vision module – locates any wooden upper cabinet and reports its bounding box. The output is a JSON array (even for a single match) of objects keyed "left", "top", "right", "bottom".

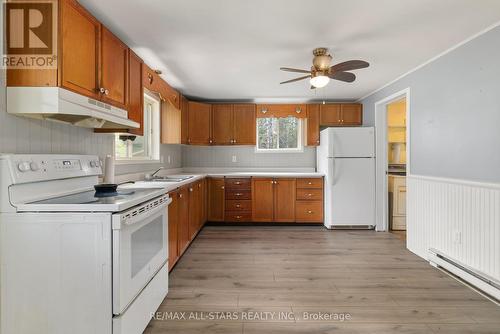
[
  {"left": 142, "top": 64, "right": 162, "bottom": 93},
  {"left": 100, "top": 27, "right": 128, "bottom": 108},
  {"left": 233, "top": 104, "right": 256, "bottom": 145},
  {"left": 187, "top": 101, "right": 212, "bottom": 145},
  {"left": 212, "top": 104, "right": 234, "bottom": 145},
  {"left": 273, "top": 179, "right": 296, "bottom": 222},
  {"left": 340, "top": 104, "right": 363, "bottom": 125},
  {"left": 306, "top": 104, "right": 320, "bottom": 146},
  {"left": 320, "top": 104, "right": 342, "bottom": 126},
  {"left": 127, "top": 50, "right": 144, "bottom": 136},
  {"left": 208, "top": 178, "right": 225, "bottom": 222},
  {"left": 180, "top": 95, "right": 189, "bottom": 144},
  {"left": 252, "top": 178, "right": 274, "bottom": 222},
  {"left": 59, "top": 0, "right": 100, "bottom": 98}
]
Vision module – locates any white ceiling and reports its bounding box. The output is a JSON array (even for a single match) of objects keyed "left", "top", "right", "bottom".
[{"left": 80, "top": 0, "right": 500, "bottom": 101}]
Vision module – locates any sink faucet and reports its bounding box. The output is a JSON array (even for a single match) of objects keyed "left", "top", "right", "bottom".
[{"left": 145, "top": 167, "right": 164, "bottom": 180}]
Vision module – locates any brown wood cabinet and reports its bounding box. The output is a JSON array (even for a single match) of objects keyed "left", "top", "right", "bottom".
[
  {"left": 188, "top": 182, "right": 200, "bottom": 240},
  {"left": 320, "top": 103, "right": 362, "bottom": 126},
  {"left": 211, "top": 104, "right": 256, "bottom": 145},
  {"left": 167, "top": 189, "right": 179, "bottom": 271},
  {"left": 251, "top": 178, "right": 275, "bottom": 222},
  {"left": 100, "top": 27, "right": 128, "bottom": 108},
  {"left": 295, "top": 177, "right": 324, "bottom": 223},
  {"left": 273, "top": 179, "right": 296, "bottom": 222},
  {"left": 212, "top": 104, "right": 234, "bottom": 145},
  {"left": 180, "top": 95, "right": 189, "bottom": 144},
  {"left": 177, "top": 186, "right": 190, "bottom": 255},
  {"left": 225, "top": 178, "right": 252, "bottom": 221},
  {"left": 306, "top": 104, "right": 320, "bottom": 146},
  {"left": 161, "top": 100, "right": 182, "bottom": 144},
  {"left": 188, "top": 102, "right": 212, "bottom": 145},
  {"left": 126, "top": 50, "right": 144, "bottom": 135},
  {"left": 59, "top": 0, "right": 100, "bottom": 98},
  {"left": 208, "top": 178, "right": 225, "bottom": 221},
  {"left": 233, "top": 104, "right": 256, "bottom": 145}
]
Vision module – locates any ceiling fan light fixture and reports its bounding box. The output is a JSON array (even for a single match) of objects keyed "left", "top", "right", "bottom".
[{"left": 310, "top": 75, "right": 330, "bottom": 88}]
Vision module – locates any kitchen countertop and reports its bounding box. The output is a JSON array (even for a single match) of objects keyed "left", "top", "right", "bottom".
[{"left": 120, "top": 171, "right": 324, "bottom": 193}]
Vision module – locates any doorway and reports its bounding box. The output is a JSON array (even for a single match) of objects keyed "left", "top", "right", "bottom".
[{"left": 374, "top": 88, "right": 410, "bottom": 235}]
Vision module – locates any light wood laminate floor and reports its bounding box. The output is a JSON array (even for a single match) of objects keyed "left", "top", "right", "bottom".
[{"left": 145, "top": 226, "right": 499, "bottom": 334}]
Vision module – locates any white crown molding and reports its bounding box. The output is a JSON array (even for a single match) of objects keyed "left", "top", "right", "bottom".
[{"left": 357, "top": 20, "right": 500, "bottom": 102}]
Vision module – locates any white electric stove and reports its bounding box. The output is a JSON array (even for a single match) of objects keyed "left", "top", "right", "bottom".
[{"left": 0, "top": 154, "right": 171, "bottom": 334}]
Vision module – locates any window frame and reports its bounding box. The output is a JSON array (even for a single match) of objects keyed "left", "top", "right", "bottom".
[
  {"left": 114, "top": 92, "right": 161, "bottom": 163},
  {"left": 255, "top": 116, "right": 304, "bottom": 154}
]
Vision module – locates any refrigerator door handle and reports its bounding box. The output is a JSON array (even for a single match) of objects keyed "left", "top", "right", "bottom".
[{"left": 329, "top": 157, "right": 335, "bottom": 186}]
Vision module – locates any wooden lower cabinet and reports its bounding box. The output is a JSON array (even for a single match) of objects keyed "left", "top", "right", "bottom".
[
  {"left": 208, "top": 178, "right": 225, "bottom": 221},
  {"left": 225, "top": 178, "right": 252, "bottom": 222},
  {"left": 251, "top": 178, "right": 274, "bottom": 222},
  {"left": 295, "top": 201, "right": 323, "bottom": 222},
  {"left": 273, "top": 179, "right": 296, "bottom": 222},
  {"left": 167, "top": 189, "right": 179, "bottom": 271},
  {"left": 177, "top": 186, "right": 190, "bottom": 256},
  {"left": 295, "top": 178, "right": 324, "bottom": 223}
]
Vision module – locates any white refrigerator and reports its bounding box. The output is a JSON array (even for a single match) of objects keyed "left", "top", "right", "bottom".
[{"left": 317, "top": 127, "right": 375, "bottom": 229}]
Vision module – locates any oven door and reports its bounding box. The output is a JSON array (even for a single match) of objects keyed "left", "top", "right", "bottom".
[{"left": 112, "top": 195, "right": 170, "bottom": 315}]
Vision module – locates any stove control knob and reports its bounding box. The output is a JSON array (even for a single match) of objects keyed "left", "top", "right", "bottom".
[
  {"left": 30, "top": 162, "right": 40, "bottom": 171},
  {"left": 17, "top": 162, "right": 31, "bottom": 172},
  {"left": 90, "top": 161, "right": 97, "bottom": 168}
]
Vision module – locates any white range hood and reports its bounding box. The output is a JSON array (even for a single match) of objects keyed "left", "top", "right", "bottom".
[{"left": 7, "top": 87, "right": 139, "bottom": 129}]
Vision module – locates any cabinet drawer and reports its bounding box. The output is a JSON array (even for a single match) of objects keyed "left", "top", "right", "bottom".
[
  {"left": 225, "top": 189, "right": 251, "bottom": 200},
  {"left": 225, "top": 200, "right": 252, "bottom": 211},
  {"left": 225, "top": 211, "right": 252, "bottom": 222},
  {"left": 295, "top": 201, "right": 323, "bottom": 222},
  {"left": 225, "top": 178, "right": 251, "bottom": 189},
  {"left": 296, "top": 188, "right": 323, "bottom": 201},
  {"left": 296, "top": 178, "right": 323, "bottom": 189}
]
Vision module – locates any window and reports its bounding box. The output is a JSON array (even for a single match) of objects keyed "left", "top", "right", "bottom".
[
  {"left": 115, "top": 93, "right": 160, "bottom": 161},
  {"left": 256, "top": 116, "right": 303, "bottom": 152}
]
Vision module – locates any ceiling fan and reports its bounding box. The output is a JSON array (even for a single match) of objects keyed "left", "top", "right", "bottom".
[{"left": 280, "top": 48, "right": 369, "bottom": 89}]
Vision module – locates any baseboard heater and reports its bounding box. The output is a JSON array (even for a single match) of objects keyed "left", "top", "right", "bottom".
[
  {"left": 428, "top": 248, "right": 500, "bottom": 301},
  {"left": 329, "top": 225, "right": 375, "bottom": 230}
]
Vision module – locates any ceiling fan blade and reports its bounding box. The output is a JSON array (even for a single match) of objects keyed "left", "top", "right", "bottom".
[
  {"left": 330, "top": 60, "right": 369, "bottom": 73},
  {"left": 329, "top": 71, "right": 356, "bottom": 83},
  {"left": 280, "top": 75, "right": 310, "bottom": 84},
  {"left": 280, "top": 67, "right": 311, "bottom": 74}
]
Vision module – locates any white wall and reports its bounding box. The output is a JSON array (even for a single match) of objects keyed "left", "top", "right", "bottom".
[{"left": 361, "top": 26, "right": 500, "bottom": 281}]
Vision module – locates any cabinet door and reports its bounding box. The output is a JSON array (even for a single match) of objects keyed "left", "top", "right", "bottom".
[
  {"left": 306, "top": 104, "right": 320, "bottom": 146},
  {"left": 320, "top": 104, "right": 341, "bottom": 126},
  {"left": 188, "top": 182, "right": 200, "bottom": 240},
  {"left": 177, "top": 187, "right": 190, "bottom": 255},
  {"left": 341, "top": 104, "right": 362, "bottom": 125},
  {"left": 233, "top": 104, "right": 256, "bottom": 145},
  {"left": 167, "top": 190, "right": 179, "bottom": 271},
  {"left": 127, "top": 50, "right": 143, "bottom": 135},
  {"left": 188, "top": 102, "right": 212, "bottom": 145},
  {"left": 197, "top": 180, "right": 207, "bottom": 229},
  {"left": 100, "top": 27, "right": 127, "bottom": 108},
  {"left": 60, "top": 0, "right": 100, "bottom": 98},
  {"left": 274, "top": 179, "right": 296, "bottom": 222},
  {"left": 208, "top": 178, "right": 225, "bottom": 221},
  {"left": 180, "top": 95, "right": 189, "bottom": 144},
  {"left": 252, "top": 178, "right": 274, "bottom": 222},
  {"left": 212, "top": 104, "right": 233, "bottom": 145}
]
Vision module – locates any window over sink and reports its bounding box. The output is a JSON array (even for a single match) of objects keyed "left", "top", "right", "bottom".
[
  {"left": 115, "top": 93, "right": 160, "bottom": 161},
  {"left": 256, "top": 116, "right": 303, "bottom": 152}
]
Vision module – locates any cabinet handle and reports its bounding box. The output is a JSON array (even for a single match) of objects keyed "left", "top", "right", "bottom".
[
  {"left": 307, "top": 193, "right": 313, "bottom": 197},
  {"left": 235, "top": 181, "right": 241, "bottom": 185},
  {"left": 104, "top": 89, "right": 109, "bottom": 96},
  {"left": 235, "top": 193, "right": 242, "bottom": 196},
  {"left": 188, "top": 138, "right": 191, "bottom": 144},
  {"left": 270, "top": 181, "right": 274, "bottom": 184},
  {"left": 179, "top": 193, "right": 183, "bottom": 198},
  {"left": 236, "top": 204, "right": 241, "bottom": 208},
  {"left": 221, "top": 186, "right": 225, "bottom": 189},
  {"left": 307, "top": 210, "right": 313, "bottom": 214},
  {"left": 209, "top": 139, "right": 213, "bottom": 144},
  {"left": 233, "top": 139, "right": 237, "bottom": 144},
  {"left": 99, "top": 87, "right": 106, "bottom": 94},
  {"left": 236, "top": 216, "right": 242, "bottom": 219},
  {"left": 308, "top": 182, "right": 312, "bottom": 185},
  {"left": 189, "top": 188, "right": 193, "bottom": 192},
  {"left": 198, "top": 183, "right": 201, "bottom": 188}
]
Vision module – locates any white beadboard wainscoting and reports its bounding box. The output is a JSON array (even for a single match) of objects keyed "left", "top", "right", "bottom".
[{"left": 407, "top": 174, "right": 500, "bottom": 288}]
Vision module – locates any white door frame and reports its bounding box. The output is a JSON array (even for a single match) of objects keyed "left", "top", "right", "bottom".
[{"left": 374, "top": 87, "right": 411, "bottom": 232}]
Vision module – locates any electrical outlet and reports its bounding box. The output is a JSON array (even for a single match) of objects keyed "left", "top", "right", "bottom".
[
  {"left": 167, "top": 155, "right": 171, "bottom": 164},
  {"left": 232, "top": 155, "right": 237, "bottom": 163}
]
